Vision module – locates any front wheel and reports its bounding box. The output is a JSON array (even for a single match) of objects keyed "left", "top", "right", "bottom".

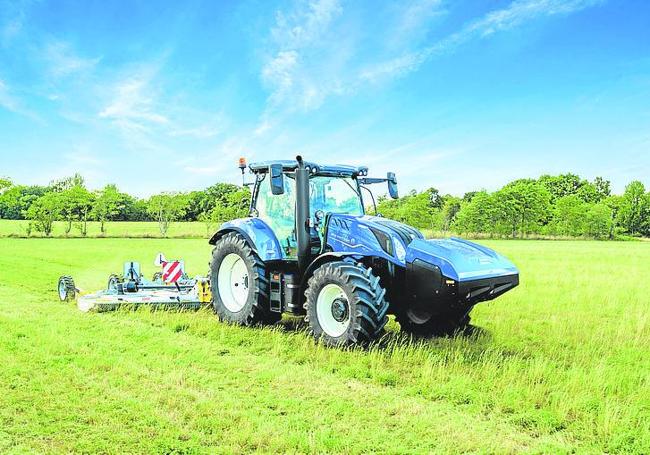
[
  {"left": 396, "top": 305, "right": 472, "bottom": 337},
  {"left": 304, "top": 261, "right": 389, "bottom": 347},
  {"left": 209, "top": 232, "right": 281, "bottom": 326}
]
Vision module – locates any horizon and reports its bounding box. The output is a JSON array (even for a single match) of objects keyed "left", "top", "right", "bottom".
[{"left": 1, "top": 0, "right": 649, "bottom": 197}]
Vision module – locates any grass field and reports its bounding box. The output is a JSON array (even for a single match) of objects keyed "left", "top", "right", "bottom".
[{"left": 1, "top": 238, "right": 648, "bottom": 453}]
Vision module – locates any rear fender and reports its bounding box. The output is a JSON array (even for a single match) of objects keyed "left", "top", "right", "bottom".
[{"left": 208, "top": 218, "right": 284, "bottom": 261}]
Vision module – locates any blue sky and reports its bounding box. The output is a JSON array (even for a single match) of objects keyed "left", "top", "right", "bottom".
[{"left": 0, "top": 0, "right": 649, "bottom": 197}]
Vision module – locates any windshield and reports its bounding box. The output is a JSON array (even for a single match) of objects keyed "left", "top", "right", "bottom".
[{"left": 310, "top": 176, "right": 364, "bottom": 216}]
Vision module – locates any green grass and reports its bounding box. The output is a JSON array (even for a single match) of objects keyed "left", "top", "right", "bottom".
[
  {"left": 0, "top": 220, "right": 211, "bottom": 238},
  {"left": 1, "top": 238, "right": 648, "bottom": 453}
]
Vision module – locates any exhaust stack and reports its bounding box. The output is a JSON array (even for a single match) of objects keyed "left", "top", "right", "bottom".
[{"left": 295, "top": 155, "right": 310, "bottom": 273}]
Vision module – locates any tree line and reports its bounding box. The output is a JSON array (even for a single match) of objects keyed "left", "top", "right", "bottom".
[
  {"left": 1, "top": 172, "right": 649, "bottom": 239},
  {"left": 376, "top": 174, "right": 650, "bottom": 239},
  {"left": 0, "top": 174, "right": 250, "bottom": 236}
]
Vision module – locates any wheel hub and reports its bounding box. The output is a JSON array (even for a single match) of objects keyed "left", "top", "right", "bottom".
[
  {"left": 316, "top": 283, "right": 350, "bottom": 337},
  {"left": 331, "top": 297, "right": 349, "bottom": 322}
]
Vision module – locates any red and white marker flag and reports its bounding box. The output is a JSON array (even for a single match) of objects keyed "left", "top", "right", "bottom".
[
  {"left": 154, "top": 253, "right": 183, "bottom": 283},
  {"left": 162, "top": 260, "right": 183, "bottom": 283}
]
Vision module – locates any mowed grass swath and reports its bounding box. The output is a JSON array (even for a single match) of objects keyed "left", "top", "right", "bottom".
[{"left": 1, "top": 238, "right": 649, "bottom": 453}]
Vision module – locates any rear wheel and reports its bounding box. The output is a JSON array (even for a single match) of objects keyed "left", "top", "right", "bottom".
[
  {"left": 397, "top": 305, "right": 472, "bottom": 337},
  {"left": 210, "top": 232, "right": 281, "bottom": 326},
  {"left": 304, "top": 261, "right": 389, "bottom": 347}
]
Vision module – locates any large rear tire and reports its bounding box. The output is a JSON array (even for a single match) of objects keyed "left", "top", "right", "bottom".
[
  {"left": 210, "top": 232, "right": 281, "bottom": 326},
  {"left": 396, "top": 306, "right": 472, "bottom": 337},
  {"left": 304, "top": 261, "right": 389, "bottom": 347}
]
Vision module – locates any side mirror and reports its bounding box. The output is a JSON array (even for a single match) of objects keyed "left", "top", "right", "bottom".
[
  {"left": 269, "top": 164, "right": 285, "bottom": 195},
  {"left": 387, "top": 172, "right": 398, "bottom": 199}
]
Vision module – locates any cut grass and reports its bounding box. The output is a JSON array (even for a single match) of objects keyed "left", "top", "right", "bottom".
[{"left": 0, "top": 239, "right": 648, "bottom": 453}]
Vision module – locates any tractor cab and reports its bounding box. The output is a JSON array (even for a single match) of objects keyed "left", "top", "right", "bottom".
[
  {"left": 208, "top": 156, "right": 519, "bottom": 347},
  {"left": 247, "top": 159, "right": 392, "bottom": 260}
]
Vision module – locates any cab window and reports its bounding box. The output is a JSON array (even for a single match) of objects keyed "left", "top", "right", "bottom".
[{"left": 255, "top": 174, "right": 296, "bottom": 249}]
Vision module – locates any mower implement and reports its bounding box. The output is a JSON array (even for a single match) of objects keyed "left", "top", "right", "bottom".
[{"left": 59, "top": 254, "right": 211, "bottom": 312}]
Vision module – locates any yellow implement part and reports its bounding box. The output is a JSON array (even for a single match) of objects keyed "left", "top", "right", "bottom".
[{"left": 197, "top": 278, "right": 212, "bottom": 304}]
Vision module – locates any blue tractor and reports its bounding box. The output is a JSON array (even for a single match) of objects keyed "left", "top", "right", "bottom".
[{"left": 209, "top": 156, "right": 519, "bottom": 347}]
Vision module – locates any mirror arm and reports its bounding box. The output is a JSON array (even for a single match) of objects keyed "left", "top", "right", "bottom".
[
  {"left": 360, "top": 185, "right": 378, "bottom": 215},
  {"left": 358, "top": 177, "right": 387, "bottom": 185}
]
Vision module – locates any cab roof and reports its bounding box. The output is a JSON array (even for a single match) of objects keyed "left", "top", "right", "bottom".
[{"left": 249, "top": 159, "right": 368, "bottom": 178}]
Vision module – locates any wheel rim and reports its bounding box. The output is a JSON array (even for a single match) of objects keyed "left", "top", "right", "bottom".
[
  {"left": 58, "top": 280, "right": 67, "bottom": 300},
  {"left": 217, "top": 253, "right": 250, "bottom": 312},
  {"left": 316, "top": 283, "right": 350, "bottom": 337}
]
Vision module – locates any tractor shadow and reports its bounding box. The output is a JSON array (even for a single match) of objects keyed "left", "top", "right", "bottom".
[
  {"left": 278, "top": 316, "right": 310, "bottom": 332},
  {"left": 278, "top": 316, "right": 493, "bottom": 350},
  {"left": 373, "top": 323, "right": 493, "bottom": 351}
]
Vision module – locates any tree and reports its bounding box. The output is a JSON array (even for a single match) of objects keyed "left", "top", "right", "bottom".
[
  {"left": 642, "top": 192, "right": 650, "bottom": 237},
  {"left": 462, "top": 191, "right": 478, "bottom": 203},
  {"left": 0, "top": 177, "right": 11, "bottom": 193},
  {"left": 60, "top": 185, "right": 95, "bottom": 235},
  {"left": 440, "top": 196, "right": 461, "bottom": 231},
  {"left": 49, "top": 173, "right": 85, "bottom": 193},
  {"left": 25, "top": 192, "right": 62, "bottom": 236},
  {"left": 185, "top": 183, "right": 245, "bottom": 221},
  {"left": 147, "top": 193, "right": 189, "bottom": 236},
  {"left": 453, "top": 191, "right": 497, "bottom": 234},
  {"left": 91, "top": 184, "right": 123, "bottom": 234},
  {"left": 0, "top": 185, "right": 49, "bottom": 219},
  {"left": 539, "top": 173, "right": 600, "bottom": 204},
  {"left": 603, "top": 195, "right": 622, "bottom": 239},
  {"left": 551, "top": 195, "right": 586, "bottom": 236},
  {"left": 205, "top": 188, "right": 251, "bottom": 226},
  {"left": 494, "top": 180, "right": 550, "bottom": 238},
  {"left": 594, "top": 177, "right": 611, "bottom": 200},
  {"left": 584, "top": 203, "right": 613, "bottom": 239},
  {"left": 576, "top": 181, "right": 600, "bottom": 204},
  {"left": 619, "top": 181, "right": 647, "bottom": 235}
]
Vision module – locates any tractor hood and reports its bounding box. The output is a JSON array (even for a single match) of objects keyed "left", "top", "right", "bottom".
[
  {"left": 405, "top": 237, "right": 518, "bottom": 282},
  {"left": 326, "top": 214, "right": 518, "bottom": 283}
]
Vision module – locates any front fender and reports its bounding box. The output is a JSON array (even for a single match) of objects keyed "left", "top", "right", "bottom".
[
  {"left": 208, "top": 218, "right": 284, "bottom": 261},
  {"left": 299, "top": 252, "right": 364, "bottom": 299}
]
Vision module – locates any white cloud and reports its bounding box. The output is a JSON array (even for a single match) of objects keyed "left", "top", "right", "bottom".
[
  {"left": 261, "top": 50, "right": 299, "bottom": 106},
  {"left": 99, "top": 72, "right": 169, "bottom": 134},
  {"left": 0, "top": 79, "right": 18, "bottom": 111},
  {"left": 1, "top": 0, "right": 30, "bottom": 45},
  {"left": 259, "top": 0, "right": 344, "bottom": 116},
  {"left": 44, "top": 41, "right": 101, "bottom": 78},
  {"left": 0, "top": 78, "right": 40, "bottom": 121},
  {"left": 271, "top": 0, "right": 343, "bottom": 49},
  {"left": 258, "top": 0, "right": 601, "bottom": 124},
  {"left": 361, "top": 0, "right": 604, "bottom": 83},
  {"left": 389, "top": 0, "right": 445, "bottom": 49}
]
